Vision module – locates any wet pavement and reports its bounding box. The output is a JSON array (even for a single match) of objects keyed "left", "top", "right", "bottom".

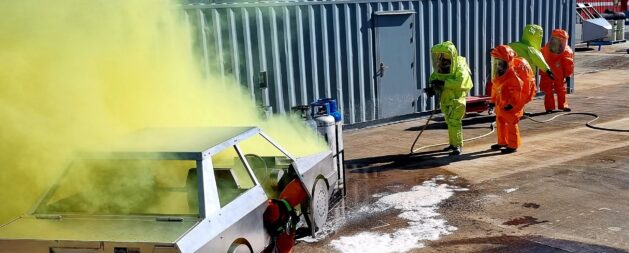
[{"left": 294, "top": 42, "right": 629, "bottom": 252}]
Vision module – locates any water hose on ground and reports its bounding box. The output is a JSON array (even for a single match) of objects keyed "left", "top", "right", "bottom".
[
  {"left": 410, "top": 111, "right": 629, "bottom": 154},
  {"left": 410, "top": 110, "right": 496, "bottom": 154},
  {"left": 523, "top": 112, "right": 629, "bottom": 133}
]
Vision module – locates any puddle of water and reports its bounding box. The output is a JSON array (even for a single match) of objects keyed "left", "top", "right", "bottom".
[
  {"left": 327, "top": 176, "right": 466, "bottom": 253},
  {"left": 522, "top": 203, "right": 540, "bottom": 209},
  {"left": 502, "top": 216, "right": 548, "bottom": 229}
]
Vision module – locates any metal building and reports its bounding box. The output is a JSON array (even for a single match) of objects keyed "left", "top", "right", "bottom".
[{"left": 183, "top": 0, "right": 577, "bottom": 125}]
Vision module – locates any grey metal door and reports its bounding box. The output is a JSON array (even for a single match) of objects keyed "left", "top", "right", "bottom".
[{"left": 374, "top": 11, "right": 417, "bottom": 119}]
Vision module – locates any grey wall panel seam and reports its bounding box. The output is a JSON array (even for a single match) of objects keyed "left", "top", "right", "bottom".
[
  {"left": 333, "top": 4, "right": 345, "bottom": 119},
  {"left": 297, "top": 6, "right": 309, "bottom": 105},
  {"left": 283, "top": 7, "right": 297, "bottom": 108},
  {"left": 242, "top": 8, "right": 255, "bottom": 100},
  {"left": 345, "top": 4, "right": 356, "bottom": 124}
]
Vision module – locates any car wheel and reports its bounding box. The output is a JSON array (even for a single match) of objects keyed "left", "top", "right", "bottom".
[
  {"left": 311, "top": 178, "right": 329, "bottom": 230},
  {"left": 227, "top": 243, "right": 252, "bottom": 253}
]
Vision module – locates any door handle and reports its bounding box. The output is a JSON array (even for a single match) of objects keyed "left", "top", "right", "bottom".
[{"left": 378, "top": 62, "right": 389, "bottom": 77}]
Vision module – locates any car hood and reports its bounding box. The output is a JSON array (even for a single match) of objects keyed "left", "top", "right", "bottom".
[{"left": 0, "top": 215, "right": 199, "bottom": 244}]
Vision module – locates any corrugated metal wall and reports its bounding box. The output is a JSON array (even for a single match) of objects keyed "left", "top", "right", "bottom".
[{"left": 183, "top": 0, "right": 576, "bottom": 125}]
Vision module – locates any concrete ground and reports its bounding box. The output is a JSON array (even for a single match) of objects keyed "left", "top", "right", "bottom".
[{"left": 295, "top": 41, "right": 629, "bottom": 252}]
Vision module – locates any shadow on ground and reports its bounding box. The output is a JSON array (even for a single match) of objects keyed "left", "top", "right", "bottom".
[
  {"left": 405, "top": 114, "right": 495, "bottom": 131},
  {"left": 575, "top": 47, "right": 596, "bottom": 52},
  {"left": 347, "top": 148, "right": 503, "bottom": 174},
  {"left": 429, "top": 235, "right": 629, "bottom": 253}
]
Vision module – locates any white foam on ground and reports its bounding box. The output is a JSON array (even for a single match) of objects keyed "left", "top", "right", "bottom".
[
  {"left": 298, "top": 213, "right": 347, "bottom": 243},
  {"left": 372, "top": 192, "right": 386, "bottom": 198},
  {"left": 504, "top": 187, "right": 519, "bottom": 193},
  {"left": 329, "top": 177, "right": 465, "bottom": 253}
]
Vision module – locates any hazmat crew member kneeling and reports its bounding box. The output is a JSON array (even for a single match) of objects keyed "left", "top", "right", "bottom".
[
  {"left": 424, "top": 41, "right": 473, "bottom": 156},
  {"left": 540, "top": 29, "right": 574, "bottom": 113},
  {"left": 490, "top": 45, "right": 536, "bottom": 154}
]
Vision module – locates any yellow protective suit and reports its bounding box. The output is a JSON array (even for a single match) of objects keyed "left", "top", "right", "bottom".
[{"left": 429, "top": 41, "right": 474, "bottom": 148}]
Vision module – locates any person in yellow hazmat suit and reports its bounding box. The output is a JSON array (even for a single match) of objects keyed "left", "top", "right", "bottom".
[
  {"left": 508, "top": 24, "right": 555, "bottom": 81},
  {"left": 424, "top": 41, "right": 474, "bottom": 156}
]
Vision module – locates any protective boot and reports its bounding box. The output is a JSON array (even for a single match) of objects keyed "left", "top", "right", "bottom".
[
  {"left": 501, "top": 147, "right": 517, "bottom": 154},
  {"left": 443, "top": 145, "right": 455, "bottom": 151},
  {"left": 491, "top": 144, "right": 506, "bottom": 150},
  {"left": 450, "top": 147, "right": 462, "bottom": 156}
]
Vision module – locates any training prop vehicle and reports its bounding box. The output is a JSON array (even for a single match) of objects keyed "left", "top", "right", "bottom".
[{"left": 0, "top": 127, "right": 338, "bottom": 253}]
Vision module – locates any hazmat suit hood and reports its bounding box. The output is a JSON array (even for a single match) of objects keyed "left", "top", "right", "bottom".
[
  {"left": 491, "top": 45, "right": 516, "bottom": 80},
  {"left": 491, "top": 45, "right": 516, "bottom": 64},
  {"left": 521, "top": 24, "right": 544, "bottom": 50},
  {"left": 431, "top": 41, "right": 460, "bottom": 77},
  {"left": 547, "top": 29, "right": 570, "bottom": 54}
]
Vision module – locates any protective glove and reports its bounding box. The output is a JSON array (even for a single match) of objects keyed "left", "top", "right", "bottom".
[
  {"left": 488, "top": 103, "right": 495, "bottom": 115},
  {"left": 546, "top": 70, "right": 555, "bottom": 80},
  {"left": 430, "top": 79, "right": 445, "bottom": 87},
  {"left": 565, "top": 77, "right": 571, "bottom": 84},
  {"left": 424, "top": 87, "right": 436, "bottom": 97},
  {"left": 503, "top": 104, "right": 514, "bottom": 111}
]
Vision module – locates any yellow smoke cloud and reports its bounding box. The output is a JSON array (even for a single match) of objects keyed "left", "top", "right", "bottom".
[{"left": 0, "top": 0, "right": 325, "bottom": 224}]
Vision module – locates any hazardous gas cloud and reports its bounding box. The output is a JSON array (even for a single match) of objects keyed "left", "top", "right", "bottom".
[{"left": 0, "top": 0, "right": 325, "bottom": 223}]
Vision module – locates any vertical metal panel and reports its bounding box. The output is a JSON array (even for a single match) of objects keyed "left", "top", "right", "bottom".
[
  {"left": 255, "top": 8, "right": 270, "bottom": 106},
  {"left": 463, "top": 0, "right": 470, "bottom": 66},
  {"left": 480, "top": 0, "right": 487, "bottom": 90},
  {"left": 197, "top": 9, "right": 210, "bottom": 77},
  {"left": 184, "top": 0, "right": 576, "bottom": 125},
  {"left": 416, "top": 1, "right": 427, "bottom": 111},
  {"left": 211, "top": 9, "right": 225, "bottom": 79},
  {"left": 453, "top": 0, "right": 461, "bottom": 50},
  {"left": 366, "top": 3, "right": 377, "bottom": 120},
  {"left": 270, "top": 7, "right": 285, "bottom": 113},
  {"left": 344, "top": 4, "right": 355, "bottom": 124},
  {"left": 242, "top": 8, "right": 255, "bottom": 99},
  {"left": 229, "top": 9, "right": 241, "bottom": 85},
  {"left": 427, "top": 0, "right": 435, "bottom": 110},
  {"left": 283, "top": 7, "right": 296, "bottom": 108},
  {"left": 308, "top": 6, "right": 320, "bottom": 100},
  {"left": 446, "top": 0, "right": 452, "bottom": 40},
  {"left": 355, "top": 3, "right": 366, "bottom": 122},
  {"left": 321, "top": 6, "right": 332, "bottom": 98},
  {"left": 472, "top": 0, "right": 479, "bottom": 96},
  {"left": 297, "top": 6, "right": 308, "bottom": 105},
  {"left": 333, "top": 5, "right": 344, "bottom": 118}
]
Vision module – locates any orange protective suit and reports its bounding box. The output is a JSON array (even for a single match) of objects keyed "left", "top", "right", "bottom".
[
  {"left": 490, "top": 45, "right": 536, "bottom": 150},
  {"left": 263, "top": 179, "right": 308, "bottom": 253},
  {"left": 540, "top": 29, "right": 574, "bottom": 111}
]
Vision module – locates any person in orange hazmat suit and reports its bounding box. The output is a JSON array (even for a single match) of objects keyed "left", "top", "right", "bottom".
[
  {"left": 263, "top": 179, "right": 308, "bottom": 253},
  {"left": 489, "top": 45, "right": 536, "bottom": 154},
  {"left": 540, "top": 29, "right": 574, "bottom": 113}
]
